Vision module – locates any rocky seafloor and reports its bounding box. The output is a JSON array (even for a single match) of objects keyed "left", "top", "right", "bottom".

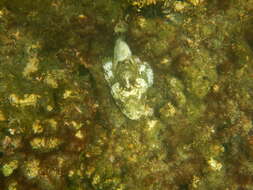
[{"left": 0, "top": 0, "right": 253, "bottom": 189}]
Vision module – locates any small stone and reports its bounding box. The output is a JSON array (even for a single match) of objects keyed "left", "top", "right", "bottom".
[
  {"left": 63, "top": 90, "right": 73, "bottom": 99},
  {"left": 160, "top": 57, "right": 172, "bottom": 66},
  {"left": 78, "top": 14, "right": 87, "bottom": 20},
  {"left": 212, "top": 84, "right": 220, "bottom": 92},
  {"left": 46, "top": 105, "right": 53, "bottom": 111},
  {"left": 75, "top": 130, "right": 84, "bottom": 139}
]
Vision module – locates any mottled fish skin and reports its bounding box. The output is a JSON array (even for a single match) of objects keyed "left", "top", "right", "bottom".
[
  {"left": 114, "top": 38, "right": 132, "bottom": 64},
  {"left": 103, "top": 38, "right": 154, "bottom": 120}
]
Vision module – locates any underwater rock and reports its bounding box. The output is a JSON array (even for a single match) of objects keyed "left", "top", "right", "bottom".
[{"left": 103, "top": 38, "right": 154, "bottom": 120}]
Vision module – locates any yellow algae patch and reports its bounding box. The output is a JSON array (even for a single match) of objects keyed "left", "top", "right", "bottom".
[
  {"left": 2, "top": 160, "right": 19, "bottom": 177},
  {"left": 0, "top": 9, "right": 5, "bottom": 18},
  {"left": 208, "top": 157, "right": 222, "bottom": 171},
  {"left": 7, "top": 181, "right": 18, "bottom": 190},
  {"left": 44, "top": 74, "right": 58, "bottom": 88},
  {"left": 46, "top": 105, "right": 53, "bottom": 111},
  {"left": 23, "top": 159, "right": 40, "bottom": 179},
  {"left": 63, "top": 90, "right": 74, "bottom": 99},
  {"left": 46, "top": 119, "right": 58, "bottom": 131},
  {"left": 191, "top": 176, "right": 201, "bottom": 188},
  {"left": 129, "top": 0, "right": 162, "bottom": 8},
  {"left": 23, "top": 56, "right": 39, "bottom": 77},
  {"left": 9, "top": 94, "right": 40, "bottom": 107},
  {"left": 0, "top": 110, "right": 6, "bottom": 121},
  {"left": 78, "top": 14, "right": 88, "bottom": 20},
  {"left": 173, "top": 1, "right": 189, "bottom": 12},
  {"left": 70, "top": 121, "right": 83, "bottom": 130},
  {"left": 159, "top": 102, "right": 176, "bottom": 118},
  {"left": 32, "top": 120, "right": 43, "bottom": 134},
  {"left": 188, "top": 0, "right": 204, "bottom": 6},
  {"left": 30, "top": 137, "right": 62, "bottom": 151},
  {"left": 75, "top": 130, "right": 85, "bottom": 139}
]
